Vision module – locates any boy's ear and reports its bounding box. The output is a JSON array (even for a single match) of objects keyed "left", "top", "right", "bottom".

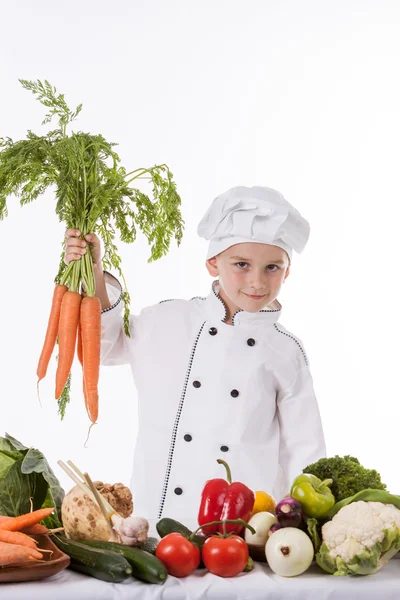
[
  {"left": 206, "top": 257, "right": 219, "bottom": 277},
  {"left": 283, "top": 264, "right": 290, "bottom": 282}
]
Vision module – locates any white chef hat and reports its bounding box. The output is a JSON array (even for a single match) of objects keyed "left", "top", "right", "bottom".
[{"left": 197, "top": 186, "right": 310, "bottom": 261}]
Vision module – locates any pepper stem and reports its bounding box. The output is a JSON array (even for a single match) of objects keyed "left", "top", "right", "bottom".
[
  {"left": 217, "top": 459, "right": 232, "bottom": 484},
  {"left": 192, "top": 518, "right": 256, "bottom": 539},
  {"left": 319, "top": 478, "right": 333, "bottom": 490}
]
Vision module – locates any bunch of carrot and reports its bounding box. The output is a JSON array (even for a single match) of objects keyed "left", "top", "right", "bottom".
[
  {"left": 0, "top": 508, "right": 54, "bottom": 567},
  {"left": 36, "top": 282, "right": 101, "bottom": 425},
  {"left": 1, "top": 79, "right": 184, "bottom": 423}
]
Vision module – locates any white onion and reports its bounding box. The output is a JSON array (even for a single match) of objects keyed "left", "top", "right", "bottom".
[
  {"left": 244, "top": 512, "right": 277, "bottom": 546},
  {"left": 265, "top": 527, "right": 314, "bottom": 577}
]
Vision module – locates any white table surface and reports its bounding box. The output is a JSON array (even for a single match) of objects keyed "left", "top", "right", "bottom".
[{"left": 1, "top": 558, "right": 400, "bottom": 600}]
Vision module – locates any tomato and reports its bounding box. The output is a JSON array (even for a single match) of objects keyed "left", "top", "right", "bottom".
[
  {"left": 155, "top": 532, "right": 200, "bottom": 577},
  {"left": 202, "top": 534, "right": 249, "bottom": 577}
]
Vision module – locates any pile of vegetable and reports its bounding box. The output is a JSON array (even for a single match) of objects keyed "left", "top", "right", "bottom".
[
  {"left": 244, "top": 455, "right": 400, "bottom": 578},
  {"left": 2, "top": 434, "right": 398, "bottom": 583},
  {"left": 52, "top": 458, "right": 168, "bottom": 584},
  {"left": 148, "top": 454, "right": 398, "bottom": 580},
  {"left": 0, "top": 79, "right": 184, "bottom": 427},
  {"left": 57, "top": 459, "right": 150, "bottom": 546}
]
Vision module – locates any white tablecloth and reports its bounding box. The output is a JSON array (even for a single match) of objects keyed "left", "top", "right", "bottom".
[{"left": 2, "top": 560, "right": 400, "bottom": 600}]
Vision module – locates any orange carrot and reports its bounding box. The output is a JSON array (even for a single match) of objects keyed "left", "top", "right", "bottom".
[
  {"left": 0, "top": 516, "right": 13, "bottom": 526},
  {"left": 0, "top": 529, "right": 38, "bottom": 549},
  {"left": 20, "top": 524, "right": 49, "bottom": 535},
  {"left": 0, "top": 541, "right": 43, "bottom": 566},
  {"left": 80, "top": 296, "right": 101, "bottom": 423},
  {"left": 82, "top": 373, "right": 88, "bottom": 412},
  {"left": 0, "top": 508, "right": 54, "bottom": 532},
  {"left": 37, "top": 284, "right": 68, "bottom": 383},
  {"left": 77, "top": 319, "right": 83, "bottom": 366},
  {"left": 55, "top": 290, "right": 82, "bottom": 399}
]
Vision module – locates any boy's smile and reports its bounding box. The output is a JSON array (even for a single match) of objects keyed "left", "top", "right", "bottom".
[{"left": 206, "top": 242, "right": 290, "bottom": 324}]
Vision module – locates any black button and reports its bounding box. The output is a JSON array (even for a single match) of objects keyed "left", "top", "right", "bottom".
[
  {"left": 220, "top": 445, "right": 229, "bottom": 452},
  {"left": 174, "top": 487, "right": 183, "bottom": 495},
  {"left": 184, "top": 434, "right": 192, "bottom": 442},
  {"left": 209, "top": 327, "right": 218, "bottom": 336},
  {"left": 247, "top": 338, "right": 256, "bottom": 346},
  {"left": 230, "top": 389, "right": 239, "bottom": 398},
  {"left": 193, "top": 380, "right": 201, "bottom": 388}
]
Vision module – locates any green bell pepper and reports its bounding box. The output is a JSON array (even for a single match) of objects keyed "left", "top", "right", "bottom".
[{"left": 290, "top": 473, "right": 335, "bottom": 519}]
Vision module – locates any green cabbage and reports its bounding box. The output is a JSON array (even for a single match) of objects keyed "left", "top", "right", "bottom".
[{"left": 0, "top": 433, "right": 64, "bottom": 527}]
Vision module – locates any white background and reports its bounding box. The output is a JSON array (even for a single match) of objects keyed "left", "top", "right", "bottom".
[{"left": 1, "top": 0, "right": 399, "bottom": 500}]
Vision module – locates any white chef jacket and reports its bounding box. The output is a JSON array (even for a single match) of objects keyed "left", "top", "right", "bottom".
[{"left": 101, "top": 272, "right": 326, "bottom": 526}]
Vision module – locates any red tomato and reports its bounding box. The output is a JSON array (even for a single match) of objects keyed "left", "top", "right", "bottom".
[
  {"left": 202, "top": 535, "right": 249, "bottom": 577},
  {"left": 155, "top": 532, "right": 200, "bottom": 577}
]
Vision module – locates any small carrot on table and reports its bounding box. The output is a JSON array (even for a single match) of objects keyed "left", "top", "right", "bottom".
[
  {"left": 0, "top": 508, "right": 54, "bottom": 532},
  {"left": 0, "top": 529, "right": 38, "bottom": 549},
  {"left": 20, "top": 523, "right": 49, "bottom": 535},
  {"left": 37, "top": 284, "right": 68, "bottom": 385},
  {"left": 0, "top": 541, "right": 43, "bottom": 566},
  {"left": 55, "top": 290, "right": 82, "bottom": 399},
  {"left": 0, "top": 517, "right": 48, "bottom": 535}
]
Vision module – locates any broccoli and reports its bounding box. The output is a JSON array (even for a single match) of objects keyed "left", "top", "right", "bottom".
[{"left": 303, "top": 455, "right": 386, "bottom": 502}]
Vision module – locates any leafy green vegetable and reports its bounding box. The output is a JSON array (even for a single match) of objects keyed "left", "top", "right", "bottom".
[
  {"left": 0, "top": 79, "right": 184, "bottom": 414},
  {"left": 303, "top": 455, "right": 386, "bottom": 503},
  {"left": 0, "top": 433, "right": 64, "bottom": 527},
  {"left": 306, "top": 517, "right": 322, "bottom": 553}
]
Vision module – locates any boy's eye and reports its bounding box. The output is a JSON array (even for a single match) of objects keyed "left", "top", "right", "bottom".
[{"left": 234, "top": 262, "right": 281, "bottom": 271}]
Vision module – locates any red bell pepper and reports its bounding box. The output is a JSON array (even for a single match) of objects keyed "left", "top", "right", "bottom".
[{"left": 197, "top": 459, "right": 255, "bottom": 535}]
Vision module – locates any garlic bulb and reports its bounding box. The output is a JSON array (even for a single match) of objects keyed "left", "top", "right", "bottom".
[{"left": 112, "top": 515, "right": 149, "bottom": 545}]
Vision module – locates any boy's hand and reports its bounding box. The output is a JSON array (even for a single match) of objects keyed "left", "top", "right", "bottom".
[{"left": 64, "top": 229, "right": 102, "bottom": 267}]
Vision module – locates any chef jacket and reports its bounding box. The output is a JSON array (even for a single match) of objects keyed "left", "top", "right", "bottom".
[{"left": 101, "top": 272, "right": 326, "bottom": 526}]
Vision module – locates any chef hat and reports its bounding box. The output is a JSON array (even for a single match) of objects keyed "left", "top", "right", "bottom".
[{"left": 197, "top": 186, "right": 310, "bottom": 261}]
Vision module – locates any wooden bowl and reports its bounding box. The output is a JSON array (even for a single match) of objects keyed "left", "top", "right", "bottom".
[{"left": 0, "top": 534, "right": 70, "bottom": 583}]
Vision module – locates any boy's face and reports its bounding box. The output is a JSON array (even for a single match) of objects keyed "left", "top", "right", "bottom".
[{"left": 206, "top": 242, "right": 290, "bottom": 317}]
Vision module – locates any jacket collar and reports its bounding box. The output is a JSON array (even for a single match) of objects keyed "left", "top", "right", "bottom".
[{"left": 203, "top": 280, "right": 282, "bottom": 326}]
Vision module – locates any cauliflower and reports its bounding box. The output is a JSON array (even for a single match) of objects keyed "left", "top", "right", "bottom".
[{"left": 316, "top": 501, "right": 400, "bottom": 576}]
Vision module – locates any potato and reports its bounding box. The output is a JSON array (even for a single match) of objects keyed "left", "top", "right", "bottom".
[{"left": 61, "top": 485, "right": 110, "bottom": 541}]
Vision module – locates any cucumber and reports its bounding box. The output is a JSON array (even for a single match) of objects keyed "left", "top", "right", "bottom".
[
  {"left": 53, "top": 535, "right": 132, "bottom": 583},
  {"left": 156, "top": 518, "right": 206, "bottom": 549},
  {"left": 139, "top": 536, "right": 159, "bottom": 555},
  {"left": 80, "top": 539, "right": 167, "bottom": 585}
]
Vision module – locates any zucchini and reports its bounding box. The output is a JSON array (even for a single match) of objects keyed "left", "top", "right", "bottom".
[
  {"left": 53, "top": 535, "right": 132, "bottom": 583},
  {"left": 156, "top": 518, "right": 206, "bottom": 549},
  {"left": 80, "top": 539, "right": 167, "bottom": 585}
]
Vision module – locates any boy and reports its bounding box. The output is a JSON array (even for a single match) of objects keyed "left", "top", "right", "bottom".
[{"left": 64, "top": 185, "right": 326, "bottom": 526}]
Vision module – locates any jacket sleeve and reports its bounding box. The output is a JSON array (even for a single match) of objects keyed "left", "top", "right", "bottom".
[
  {"left": 100, "top": 271, "right": 138, "bottom": 366},
  {"left": 276, "top": 362, "right": 326, "bottom": 495}
]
